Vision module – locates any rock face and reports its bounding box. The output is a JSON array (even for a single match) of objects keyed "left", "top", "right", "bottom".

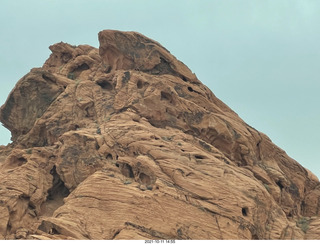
[{"left": 0, "top": 30, "right": 319, "bottom": 240}]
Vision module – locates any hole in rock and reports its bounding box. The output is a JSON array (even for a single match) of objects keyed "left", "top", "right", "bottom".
[
  {"left": 70, "top": 63, "right": 90, "bottom": 79},
  {"left": 103, "top": 65, "right": 112, "bottom": 73},
  {"left": 76, "top": 63, "right": 90, "bottom": 72},
  {"left": 97, "top": 80, "right": 113, "bottom": 91},
  {"left": 149, "top": 57, "right": 175, "bottom": 75},
  {"left": 41, "top": 166, "right": 70, "bottom": 217},
  {"left": 120, "top": 163, "right": 134, "bottom": 178},
  {"left": 47, "top": 166, "right": 70, "bottom": 200},
  {"left": 242, "top": 207, "right": 248, "bottom": 216},
  {"left": 137, "top": 80, "right": 143, "bottom": 89},
  {"left": 17, "top": 157, "right": 27, "bottom": 166},
  {"left": 181, "top": 76, "right": 187, "bottom": 82},
  {"left": 194, "top": 154, "right": 205, "bottom": 160},
  {"left": 8, "top": 156, "right": 28, "bottom": 169},
  {"left": 106, "top": 153, "right": 113, "bottom": 161},
  {"left": 276, "top": 180, "right": 284, "bottom": 190},
  {"left": 85, "top": 106, "right": 95, "bottom": 118},
  {"left": 28, "top": 201, "right": 36, "bottom": 210},
  {"left": 160, "top": 91, "right": 173, "bottom": 103},
  {"left": 122, "top": 71, "right": 131, "bottom": 83},
  {"left": 95, "top": 142, "right": 100, "bottom": 150},
  {"left": 69, "top": 124, "right": 80, "bottom": 131},
  {"left": 187, "top": 86, "right": 194, "bottom": 92},
  {"left": 139, "top": 173, "right": 151, "bottom": 186},
  {"left": 223, "top": 159, "right": 230, "bottom": 165}
]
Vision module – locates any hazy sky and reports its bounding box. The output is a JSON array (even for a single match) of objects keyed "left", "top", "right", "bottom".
[{"left": 0, "top": 0, "right": 319, "bottom": 178}]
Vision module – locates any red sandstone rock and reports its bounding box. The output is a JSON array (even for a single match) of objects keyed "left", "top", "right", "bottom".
[{"left": 0, "top": 30, "right": 319, "bottom": 240}]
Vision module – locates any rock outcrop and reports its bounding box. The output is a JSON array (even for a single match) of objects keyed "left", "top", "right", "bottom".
[{"left": 0, "top": 30, "right": 319, "bottom": 240}]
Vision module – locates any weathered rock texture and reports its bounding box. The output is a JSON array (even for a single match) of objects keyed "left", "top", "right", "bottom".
[{"left": 0, "top": 30, "right": 319, "bottom": 240}]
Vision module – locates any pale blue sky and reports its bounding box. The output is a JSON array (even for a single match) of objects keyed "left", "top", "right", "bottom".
[{"left": 0, "top": 0, "right": 319, "bottom": 178}]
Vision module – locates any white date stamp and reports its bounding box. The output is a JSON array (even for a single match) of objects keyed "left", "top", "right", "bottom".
[{"left": 145, "top": 240, "right": 176, "bottom": 244}]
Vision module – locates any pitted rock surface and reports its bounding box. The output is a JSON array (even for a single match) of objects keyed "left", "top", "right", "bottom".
[{"left": 0, "top": 30, "right": 319, "bottom": 240}]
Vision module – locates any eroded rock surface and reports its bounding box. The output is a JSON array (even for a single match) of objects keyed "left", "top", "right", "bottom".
[{"left": 0, "top": 30, "right": 319, "bottom": 240}]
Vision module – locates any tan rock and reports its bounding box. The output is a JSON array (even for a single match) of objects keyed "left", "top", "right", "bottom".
[
  {"left": 15, "top": 228, "right": 28, "bottom": 239},
  {"left": 0, "top": 206, "right": 9, "bottom": 238},
  {"left": 0, "top": 30, "right": 319, "bottom": 240}
]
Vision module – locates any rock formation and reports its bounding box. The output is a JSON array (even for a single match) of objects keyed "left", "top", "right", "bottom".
[{"left": 0, "top": 30, "right": 319, "bottom": 240}]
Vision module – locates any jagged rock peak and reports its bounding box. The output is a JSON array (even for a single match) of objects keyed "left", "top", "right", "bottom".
[
  {"left": 98, "top": 30, "right": 198, "bottom": 81},
  {"left": 0, "top": 30, "right": 319, "bottom": 240}
]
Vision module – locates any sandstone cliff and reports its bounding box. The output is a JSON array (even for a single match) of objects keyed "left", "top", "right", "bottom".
[{"left": 0, "top": 30, "right": 319, "bottom": 240}]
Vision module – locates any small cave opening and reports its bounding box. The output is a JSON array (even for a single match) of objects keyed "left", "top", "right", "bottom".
[
  {"left": 17, "top": 157, "right": 27, "bottom": 166},
  {"left": 242, "top": 207, "right": 249, "bottom": 217},
  {"left": 97, "top": 80, "right": 113, "bottom": 91},
  {"left": 41, "top": 166, "right": 70, "bottom": 217},
  {"left": 95, "top": 143, "right": 100, "bottom": 151},
  {"left": 149, "top": 57, "right": 176, "bottom": 76},
  {"left": 181, "top": 76, "right": 187, "bottom": 82},
  {"left": 122, "top": 71, "right": 131, "bottom": 84},
  {"left": 187, "top": 86, "right": 194, "bottom": 92},
  {"left": 139, "top": 172, "right": 151, "bottom": 186},
  {"left": 47, "top": 166, "right": 70, "bottom": 200},
  {"left": 76, "top": 63, "right": 90, "bottom": 72},
  {"left": 9, "top": 155, "right": 28, "bottom": 169},
  {"left": 160, "top": 91, "right": 173, "bottom": 104},
  {"left": 120, "top": 163, "right": 134, "bottom": 178},
  {"left": 28, "top": 201, "right": 36, "bottom": 211},
  {"left": 137, "top": 80, "right": 143, "bottom": 89},
  {"left": 68, "top": 63, "right": 90, "bottom": 80},
  {"left": 276, "top": 180, "right": 284, "bottom": 191},
  {"left": 106, "top": 153, "right": 113, "bottom": 161}
]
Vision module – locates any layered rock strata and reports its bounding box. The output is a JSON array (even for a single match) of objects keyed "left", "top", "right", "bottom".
[{"left": 0, "top": 30, "right": 319, "bottom": 240}]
